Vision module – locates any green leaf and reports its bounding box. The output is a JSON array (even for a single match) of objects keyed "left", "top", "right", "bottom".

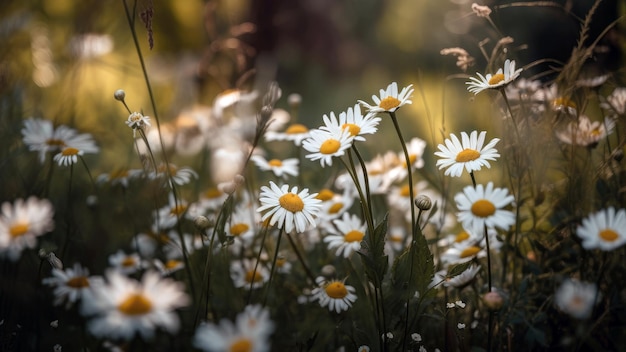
[
  {"left": 213, "top": 194, "right": 234, "bottom": 245},
  {"left": 447, "top": 262, "right": 472, "bottom": 279},
  {"left": 359, "top": 213, "right": 389, "bottom": 284},
  {"left": 391, "top": 224, "right": 434, "bottom": 300}
]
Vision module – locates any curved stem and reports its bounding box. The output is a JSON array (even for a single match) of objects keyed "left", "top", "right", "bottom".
[
  {"left": 264, "top": 228, "right": 284, "bottom": 307},
  {"left": 388, "top": 111, "right": 416, "bottom": 239}
]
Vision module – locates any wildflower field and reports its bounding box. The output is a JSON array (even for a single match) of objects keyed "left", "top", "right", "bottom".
[{"left": 1, "top": 0, "right": 626, "bottom": 351}]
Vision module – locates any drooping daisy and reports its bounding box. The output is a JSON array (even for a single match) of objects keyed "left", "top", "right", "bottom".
[
  {"left": 310, "top": 277, "right": 358, "bottom": 313},
  {"left": 251, "top": 155, "right": 299, "bottom": 179},
  {"left": 230, "top": 258, "right": 270, "bottom": 290},
  {"left": 21, "top": 118, "right": 78, "bottom": 163},
  {"left": 455, "top": 182, "right": 515, "bottom": 235},
  {"left": 42, "top": 263, "right": 102, "bottom": 309},
  {"left": 80, "top": 270, "right": 189, "bottom": 340},
  {"left": 194, "top": 304, "right": 274, "bottom": 352},
  {"left": 125, "top": 112, "right": 151, "bottom": 137},
  {"left": 0, "top": 197, "right": 54, "bottom": 261},
  {"left": 466, "top": 59, "right": 523, "bottom": 94},
  {"left": 555, "top": 116, "right": 616, "bottom": 147},
  {"left": 554, "top": 278, "right": 598, "bottom": 319},
  {"left": 600, "top": 87, "right": 626, "bottom": 116},
  {"left": 434, "top": 131, "right": 500, "bottom": 177},
  {"left": 302, "top": 127, "right": 354, "bottom": 167},
  {"left": 257, "top": 181, "right": 322, "bottom": 234},
  {"left": 96, "top": 168, "right": 143, "bottom": 188},
  {"left": 320, "top": 104, "right": 381, "bottom": 142},
  {"left": 358, "top": 82, "right": 414, "bottom": 114},
  {"left": 52, "top": 132, "right": 100, "bottom": 167},
  {"left": 108, "top": 250, "right": 144, "bottom": 275},
  {"left": 150, "top": 163, "right": 198, "bottom": 187},
  {"left": 153, "top": 258, "right": 185, "bottom": 276},
  {"left": 324, "top": 213, "right": 366, "bottom": 258},
  {"left": 576, "top": 207, "right": 626, "bottom": 251},
  {"left": 441, "top": 241, "right": 486, "bottom": 265},
  {"left": 443, "top": 264, "right": 482, "bottom": 288}
]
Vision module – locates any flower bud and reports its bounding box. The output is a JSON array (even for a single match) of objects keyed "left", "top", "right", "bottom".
[
  {"left": 482, "top": 291, "right": 504, "bottom": 311},
  {"left": 114, "top": 89, "right": 126, "bottom": 101},
  {"left": 194, "top": 216, "right": 213, "bottom": 231},
  {"left": 414, "top": 195, "right": 432, "bottom": 211}
]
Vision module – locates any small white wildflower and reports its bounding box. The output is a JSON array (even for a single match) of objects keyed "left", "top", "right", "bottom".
[{"left": 457, "top": 323, "right": 466, "bottom": 329}]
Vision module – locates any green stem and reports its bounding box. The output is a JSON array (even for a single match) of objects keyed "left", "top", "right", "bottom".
[
  {"left": 388, "top": 111, "right": 416, "bottom": 239},
  {"left": 263, "top": 228, "right": 284, "bottom": 307}
]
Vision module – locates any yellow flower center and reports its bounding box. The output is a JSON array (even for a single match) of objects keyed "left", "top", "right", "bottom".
[
  {"left": 122, "top": 257, "right": 136, "bottom": 267},
  {"left": 599, "top": 228, "right": 619, "bottom": 242},
  {"left": 320, "top": 139, "right": 341, "bottom": 155},
  {"left": 455, "top": 231, "right": 470, "bottom": 243},
  {"left": 66, "top": 276, "right": 90, "bottom": 288},
  {"left": 379, "top": 96, "right": 401, "bottom": 111},
  {"left": 276, "top": 257, "right": 287, "bottom": 268},
  {"left": 118, "top": 293, "right": 153, "bottom": 316},
  {"left": 245, "top": 270, "right": 264, "bottom": 283},
  {"left": 230, "top": 223, "right": 249, "bottom": 236},
  {"left": 316, "top": 189, "right": 335, "bottom": 201},
  {"left": 130, "top": 113, "right": 143, "bottom": 122},
  {"left": 342, "top": 123, "right": 361, "bottom": 136},
  {"left": 268, "top": 159, "right": 283, "bottom": 167},
  {"left": 400, "top": 184, "right": 411, "bottom": 197},
  {"left": 170, "top": 204, "right": 188, "bottom": 216},
  {"left": 590, "top": 128, "right": 602, "bottom": 137},
  {"left": 488, "top": 73, "right": 505, "bottom": 85},
  {"left": 9, "top": 222, "right": 29, "bottom": 238},
  {"left": 285, "top": 124, "right": 308, "bottom": 134},
  {"left": 460, "top": 246, "right": 481, "bottom": 258},
  {"left": 46, "top": 139, "right": 66, "bottom": 147},
  {"left": 325, "top": 281, "right": 348, "bottom": 299},
  {"left": 205, "top": 188, "right": 222, "bottom": 199},
  {"left": 229, "top": 338, "right": 252, "bottom": 352},
  {"left": 471, "top": 199, "right": 496, "bottom": 218},
  {"left": 279, "top": 193, "right": 304, "bottom": 213},
  {"left": 328, "top": 202, "right": 343, "bottom": 214},
  {"left": 402, "top": 154, "right": 418, "bottom": 168},
  {"left": 344, "top": 230, "right": 365, "bottom": 243},
  {"left": 110, "top": 169, "right": 129, "bottom": 179},
  {"left": 552, "top": 97, "right": 577, "bottom": 109},
  {"left": 158, "top": 164, "right": 178, "bottom": 174},
  {"left": 455, "top": 149, "right": 480, "bottom": 162},
  {"left": 390, "top": 235, "right": 403, "bottom": 243},
  {"left": 61, "top": 147, "right": 79, "bottom": 156},
  {"left": 165, "top": 259, "right": 181, "bottom": 269}
]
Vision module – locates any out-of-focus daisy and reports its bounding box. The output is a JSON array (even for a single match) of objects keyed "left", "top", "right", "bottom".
[
  {"left": 466, "top": 59, "right": 522, "bottom": 94},
  {"left": 21, "top": 118, "right": 78, "bottom": 163},
  {"left": 324, "top": 213, "right": 366, "bottom": 258},
  {"left": 154, "top": 193, "right": 192, "bottom": 229},
  {"left": 441, "top": 241, "right": 485, "bottom": 265},
  {"left": 153, "top": 258, "right": 185, "bottom": 276},
  {"left": 251, "top": 155, "right": 299, "bottom": 179},
  {"left": 198, "top": 187, "right": 228, "bottom": 212},
  {"left": 434, "top": 131, "right": 500, "bottom": 177},
  {"left": 265, "top": 123, "right": 310, "bottom": 146},
  {"left": 387, "top": 181, "right": 433, "bottom": 222},
  {"left": 555, "top": 278, "right": 598, "bottom": 319},
  {"left": 0, "top": 197, "right": 54, "bottom": 261},
  {"left": 151, "top": 163, "right": 198, "bottom": 187},
  {"left": 96, "top": 168, "right": 143, "bottom": 188},
  {"left": 230, "top": 258, "right": 270, "bottom": 290},
  {"left": 320, "top": 104, "right": 381, "bottom": 142},
  {"left": 225, "top": 208, "right": 257, "bottom": 253},
  {"left": 316, "top": 189, "right": 355, "bottom": 228},
  {"left": 443, "top": 264, "right": 481, "bottom": 288},
  {"left": 310, "top": 277, "right": 357, "bottom": 313},
  {"left": 42, "top": 263, "right": 102, "bottom": 309},
  {"left": 576, "top": 74, "right": 609, "bottom": 88},
  {"left": 52, "top": 131, "right": 99, "bottom": 167},
  {"left": 556, "top": 116, "right": 615, "bottom": 147},
  {"left": 455, "top": 182, "right": 515, "bottom": 235},
  {"left": 302, "top": 128, "right": 354, "bottom": 167},
  {"left": 194, "top": 304, "right": 274, "bottom": 352},
  {"left": 257, "top": 181, "right": 322, "bottom": 234},
  {"left": 125, "top": 112, "right": 151, "bottom": 137},
  {"left": 108, "top": 250, "right": 144, "bottom": 275},
  {"left": 358, "top": 82, "right": 414, "bottom": 114},
  {"left": 576, "top": 207, "right": 626, "bottom": 251},
  {"left": 600, "top": 87, "right": 626, "bottom": 116},
  {"left": 80, "top": 270, "right": 189, "bottom": 340}
]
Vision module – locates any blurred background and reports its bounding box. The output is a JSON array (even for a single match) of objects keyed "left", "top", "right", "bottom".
[{"left": 0, "top": 0, "right": 624, "bottom": 177}]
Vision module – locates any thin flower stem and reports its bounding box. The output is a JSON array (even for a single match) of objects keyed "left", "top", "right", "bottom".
[
  {"left": 248, "top": 225, "right": 270, "bottom": 304},
  {"left": 285, "top": 232, "right": 316, "bottom": 283},
  {"left": 351, "top": 145, "right": 374, "bottom": 222},
  {"left": 339, "top": 157, "right": 374, "bottom": 235},
  {"left": 402, "top": 208, "right": 425, "bottom": 351},
  {"left": 264, "top": 227, "right": 284, "bottom": 307},
  {"left": 388, "top": 111, "right": 416, "bottom": 239}
]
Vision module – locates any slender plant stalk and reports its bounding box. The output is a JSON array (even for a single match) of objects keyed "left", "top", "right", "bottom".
[{"left": 263, "top": 228, "right": 284, "bottom": 307}]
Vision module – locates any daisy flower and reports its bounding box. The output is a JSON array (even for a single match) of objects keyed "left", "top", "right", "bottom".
[
  {"left": 230, "top": 258, "right": 270, "bottom": 290},
  {"left": 555, "top": 116, "right": 615, "bottom": 147},
  {"left": 224, "top": 208, "right": 258, "bottom": 254},
  {"left": 42, "top": 263, "right": 103, "bottom": 309},
  {"left": 443, "top": 264, "right": 481, "bottom": 288},
  {"left": 441, "top": 241, "right": 486, "bottom": 265},
  {"left": 466, "top": 59, "right": 522, "bottom": 94},
  {"left": 193, "top": 304, "right": 274, "bottom": 352},
  {"left": 108, "top": 250, "right": 144, "bottom": 275},
  {"left": 153, "top": 258, "right": 185, "bottom": 276},
  {"left": 265, "top": 123, "right": 310, "bottom": 146},
  {"left": 125, "top": 112, "right": 151, "bottom": 137},
  {"left": 96, "top": 168, "right": 143, "bottom": 188},
  {"left": 576, "top": 207, "right": 626, "bottom": 251},
  {"left": 21, "top": 118, "right": 78, "bottom": 163},
  {"left": 358, "top": 82, "right": 414, "bottom": 113},
  {"left": 0, "top": 196, "right": 54, "bottom": 261},
  {"left": 80, "top": 270, "right": 189, "bottom": 340},
  {"left": 555, "top": 279, "right": 598, "bottom": 319},
  {"left": 251, "top": 155, "right": 299, "bottom": 179},
  {"left": 310, "top": 277, "right": 358, "bottom": 313},
  {"left": 600, "top": 87, "right": 626, "bottom": 116},
  {"left": 257, "top": 181, "right": 322, "bottom": 234},
  {"left": 151, "top": 163, "right": 198, "bottom": 187},
  {"left": 53, "top": 132, "right": 99, "bottom": 167},
  {"left": 302, "top": 127, "right": 354, "bottom": 167},
  {"left": 320, "top": 104, "right": 381, "bottom": 142},
  {"left": 198, "top": 187, "right": 228, "bottom": 212},
  {"left": 455, "top": 182, "right": 515, "bottom": 235},
  {"left": 324, "top": 213, "right": 366, "bottom": 258},
  {"left": 434, "top": 131, "right": 500, "bottom": 177},
  {"left": 154, "top": 193, "right": 192, "bottom": 229}
]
